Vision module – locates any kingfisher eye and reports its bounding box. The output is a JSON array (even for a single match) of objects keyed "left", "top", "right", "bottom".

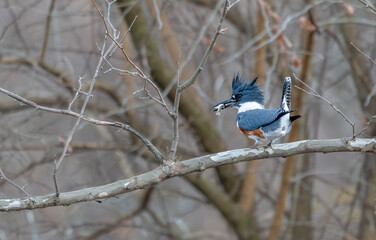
[{"left": 235, "top": 94, "right": 241, "bottom": 99}]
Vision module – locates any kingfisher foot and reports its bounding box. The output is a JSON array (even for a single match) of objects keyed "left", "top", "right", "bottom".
[{"left": 262, "top": 141, "right": 273, "bottom": 150}]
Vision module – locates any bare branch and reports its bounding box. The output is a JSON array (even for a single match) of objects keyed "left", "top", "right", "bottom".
[
  {"left": 68, "top": 75, "right": 88, "bottom": 111},
  {"left": 179, "top": 0, "right": 225, "bottom": 74},
  {"left": 91, "top": 0, "right": 233, "bottom": 164},
  {"left": 0, "top": 167, "right": 33, "bottom": 199},
  {"left": 167, "top": 49, "right": 182, "bottom": 162},
  {"left": 293, "top": 73, "right": 356, "bottom": 137},
  {"left": 0, "top": 87, "right": 164, "bottom": 162},
  {"left": 179, "top": 0, "right": 229, "bottom": 91},
  {"left": 91, "top": 0, "right": 174, "bottom": 117},
  {"left": 52, "top": 8, "right": 113, "bottom": 196},
  {"left": 0, "top": 138, "right": 375, "bottom": 212},
  {"left": 221, "top": 0, "right": 325, "bottom": 64},
  {"left": 355, "top": 115, "right": 376, "bottom": 137},
  {"left": 4, "top": 0, "right": 30, "bottom": 54},
  {"left": 227, "top": 0, "right": 240, "bottom": 10},
  {"left": 152, "top": 0, "right": 163, "bottom": 30},
  {"left": 0, "top": 56, "right": 74, "bottom": 89},
  {"left": 165, "top": 0, "right": 232, "bottom": 160},
  {"left": 365, "top": 84, "right": 376, "bottom": 107},
  {"left": 350, "top": 41, "right": 376, "bottom": 65},
  {"left": 39, "top": 0, "right": 56, "bottom": 61},
  {"left": 357, "top": 0, "right": 376, "bottom": 13}
]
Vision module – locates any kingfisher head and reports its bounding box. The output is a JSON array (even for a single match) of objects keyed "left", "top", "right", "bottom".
[{"left": 212, "top": 73, "right": 264, "bottom": 114}]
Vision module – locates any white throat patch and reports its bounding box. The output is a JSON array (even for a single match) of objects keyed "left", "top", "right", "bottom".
[{"left": 238, "top": 101, "right": 264, "bottom": 113}]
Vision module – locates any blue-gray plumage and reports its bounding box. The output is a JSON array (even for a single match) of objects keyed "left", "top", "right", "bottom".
[
  {"left": 237, "top": 108, "right": 291, "bottom": 130},
  {"left": 212, "top": 74, "right": 300, "bottom": 147}
]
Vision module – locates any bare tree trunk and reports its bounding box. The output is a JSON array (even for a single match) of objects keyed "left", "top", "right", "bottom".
[
  {"left": 289, "top": 11, "right": 316, "bottom": 240},
  {"left": 337, "top": 16, "right": 376, "bottom": 240},
  {"left": 267, "top": 10, "right": 315, "bottom": 240}
]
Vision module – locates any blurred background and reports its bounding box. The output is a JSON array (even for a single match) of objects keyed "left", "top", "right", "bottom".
[{"left": 0, "top": 0, "right": 375, "bottom": 239}]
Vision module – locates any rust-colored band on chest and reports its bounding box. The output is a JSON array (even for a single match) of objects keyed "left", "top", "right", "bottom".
[{"left": 238, "top": 126, "right": 265, "bottom": 139}]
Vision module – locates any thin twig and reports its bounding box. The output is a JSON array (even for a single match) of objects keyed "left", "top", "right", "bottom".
[
  {"left": 68, "top": 75, "right": 88, "bottom": 111},
  {"left": 52, "top": 6, "right": 117, "bottom": 196},
  {"left": 4, "top": 0, "right": 30, "bottom": 55},
  {"left": 105, "top": 0, "right": 118, "bottom": 36},
  {"left": 357, "top": 0, "right": 376, "bottom": 13},
  {"left": 293, "top": 73, "right": 355, "bottom": 137},
  {"left": 167, "top": 49, "right": 182, "bottom": 162},
  {"left": 152, "top": 0, "right": 163, "bottom": 30},
  {"left": 1, "top": 56, "right": 74, "bottom": 90},
  {"left": 179, "top": 0, "right": 230, "bottom": 91},
  {"left": 105, "top": 15, "right": 138, "bottom": 66},
  {"left": 0, "top": 167, "right": 33, "bottom": 198},
  {"left": 179, "top": 0, "right": 225, "bottom": 72},
  {"left": 52, "top": 160, "right": 60, "bottom": 199},
  {"left": 350, "top": 42, "right": 376, "bottom": 65},
  {"left": 365, "top": 84, "right": 376, "bottom": 107},
  {"left": 165, "top": 0, "right": 231, "bottom": 160},
  {"left": 39, "top": 0, "right": 56, "bottom": 61},
  {"left": 355, "top": 115, "right": 376, "bottom": 137},
  {"left": 258, "top": 0, "right": 273, "bottom": 38},
  {"left": 98, "top": 0, "right": 125, "bottom": 72},
  {"left": 227, "top": 0, "right": 240, "bottom": 10},
  {"left": 0, "top": 87, "right": 164, "bottom": 162},
  {"left": 91, "top": 0, "right": 174, "bottom": 118},
  {"left": 221, "top": 0, "right": 325, "bottom": 64}
]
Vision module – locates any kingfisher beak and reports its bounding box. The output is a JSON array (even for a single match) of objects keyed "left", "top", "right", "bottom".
[{"left": 211, "top": 98, "right": 237, "bottom": 113}]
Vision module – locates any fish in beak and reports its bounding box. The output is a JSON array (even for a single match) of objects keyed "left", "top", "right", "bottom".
[{"left": 211, "top": 98, "right": 237, "bottom": 115}]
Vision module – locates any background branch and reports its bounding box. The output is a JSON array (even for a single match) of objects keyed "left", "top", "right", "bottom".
[
  {"left": 293, "top": 73, "right": 355, "bottom": 137},
  {"left": 1, "top": 138, "right": 375, "bottom": 212},
  {"left": 0, "top": 167, "right": 33, "bottom": 199},
  {"left": 0, "top": 86, "right": 164, "bottom": 162},
  {"left": 39, "top": 0, "right": 56, "bottom": 61}
]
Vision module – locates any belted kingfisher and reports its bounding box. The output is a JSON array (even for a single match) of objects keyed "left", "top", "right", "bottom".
[{"left": 212, "top": 74, "right": 300, "bottom": 147}]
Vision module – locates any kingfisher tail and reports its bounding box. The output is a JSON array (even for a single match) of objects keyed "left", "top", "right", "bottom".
[
  {"left": 280, "top": 77, "right": 291, "bottom": 111},
  {"left": 290, "top": 115, "right": 301, "bottom": 122}
]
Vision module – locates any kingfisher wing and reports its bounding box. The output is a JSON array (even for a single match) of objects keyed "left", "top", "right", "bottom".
[{"left": 237, "top": 108, "right": 288, "bottom": 131}]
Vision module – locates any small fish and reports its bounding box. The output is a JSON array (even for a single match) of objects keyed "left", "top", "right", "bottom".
[{"left": 213, "top": 103, "right": 225, "bottom": 116}]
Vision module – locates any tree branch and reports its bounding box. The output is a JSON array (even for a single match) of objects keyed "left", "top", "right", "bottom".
[
  {"left": 179, "top": 0, "right": 229, "bottom": 91},
  {"left": 293, "top": 73, "right": 355, "bottom": 137},
  {"left": 357, "top": 0, "right": 376, "bottom": 13},
  {"left": 91, "top": 0, "right": 174, "bottom": 118},
  {"left": 39, "top": 0, "right": 56, "bottom": 61},
  {"left": 350, "top": 41, "right": 376, "bottom": 65},
  {"left": 0, "top": 86, "right": 164, "bottom": 162},
  {"left": 0, "top": 167, "right": 33, "bottom": 199},
  {"left": 0, "top": 138, "right": 375, "bottom": 212},
  {"left": 0, "top": 56, "right": 74, "bottom": 90},
  {"left": 221, "top": 0, "right": 325, "bottom": 64}
]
